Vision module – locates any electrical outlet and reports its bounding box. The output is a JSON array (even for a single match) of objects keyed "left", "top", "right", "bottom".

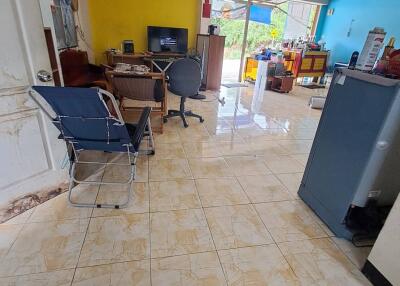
[{"left": 368, "top": 190, "right": 382, "bottom": 199}]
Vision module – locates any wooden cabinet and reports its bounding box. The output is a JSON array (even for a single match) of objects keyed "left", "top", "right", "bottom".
[
  {"left": 106, "top": 52, "right": 145, "bottom": 66},
  {"left": 293, "top": 50, "right": 328, "bottom": 78},
  {"left": 196, "top": 34, "right": 225, "bottom": 90},
  {"left": 271, "top": 76, "right": 295, "bottom": 93}
]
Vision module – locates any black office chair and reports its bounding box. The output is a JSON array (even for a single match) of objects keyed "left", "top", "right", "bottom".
[{"left": 163, "top": 58, "right": 204, "bottom": 128}]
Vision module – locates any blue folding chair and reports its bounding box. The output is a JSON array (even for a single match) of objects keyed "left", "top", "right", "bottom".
[{"left": 30, "top": 86, "right": 155, "bottom": 209}]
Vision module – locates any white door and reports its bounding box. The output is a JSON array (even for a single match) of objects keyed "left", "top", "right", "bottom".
[{"left": 0, "top": 0, "right": 68, "bottom": 222}]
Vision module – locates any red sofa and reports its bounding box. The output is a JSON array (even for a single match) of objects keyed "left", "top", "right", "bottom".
[{"left": 59, "top": 49, "right": 109, "bottom": 90}]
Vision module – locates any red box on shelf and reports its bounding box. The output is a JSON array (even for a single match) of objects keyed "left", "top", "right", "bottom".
[{"left": 202, "top": 1, "right": 211, "bottom": 18}]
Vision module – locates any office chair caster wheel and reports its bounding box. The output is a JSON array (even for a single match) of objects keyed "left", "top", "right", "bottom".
[
  {"left": 149, "top": 150, "right": 155, "bottom": 155},
  {"left": 199, "top": 118, "right": 204, "bottom": 123},
  {"left": 163, "top": 118, "right": 168, "bottom": 123},
  {"left": 184, "top": 123, "right": 189, "bottom": 128}
]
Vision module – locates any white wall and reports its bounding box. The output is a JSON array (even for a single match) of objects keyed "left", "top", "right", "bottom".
[
  {"left": 284, "top": 2, "right": 313, "bottom": 40},
  {"left": 39, "top": 0, "right": 94, "bottom": 64},
  {"left": 367, "top": 194, "right": 400, "bottom": 285},
  {"left": 75, "top": 0, "right": 94, "bottom": 63}
]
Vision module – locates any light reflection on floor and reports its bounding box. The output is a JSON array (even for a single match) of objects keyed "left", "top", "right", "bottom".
[{"left": 0, "top": 83, "right": 373, "bottom": 286}]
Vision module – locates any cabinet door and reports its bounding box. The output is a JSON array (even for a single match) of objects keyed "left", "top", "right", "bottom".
[{"left": 207, "top": 36, "right": 225, "bottom": 90}]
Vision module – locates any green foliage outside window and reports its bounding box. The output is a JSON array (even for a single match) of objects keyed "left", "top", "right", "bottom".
[{"left": 211, "top": 3, "right": 288, "bottom": 59}]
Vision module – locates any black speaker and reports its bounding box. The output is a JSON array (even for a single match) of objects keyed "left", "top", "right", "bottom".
[{"left": 123, "top": 40, "right": 134, "bottom": 54}]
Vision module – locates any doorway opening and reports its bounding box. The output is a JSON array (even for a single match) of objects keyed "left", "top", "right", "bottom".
[
  {"left": 211, "top": 0, "right": 319, "bottom": 83},
  {"left": 211, "top": 1, "right": 289, "bottom": 83}
]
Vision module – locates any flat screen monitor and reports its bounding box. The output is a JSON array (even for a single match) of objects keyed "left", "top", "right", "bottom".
[{"left": 147, "top": 26, "right": 188, "bottom": 53}]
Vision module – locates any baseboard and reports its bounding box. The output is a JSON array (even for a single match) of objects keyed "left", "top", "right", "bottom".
[{"left": 362, "top": 260, "right": 392, "bottom": 286}]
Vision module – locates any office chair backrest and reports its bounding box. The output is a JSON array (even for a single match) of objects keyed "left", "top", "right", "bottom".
[
  {"left": 167, "top": 58, "right": 201, "bottom": 97},
  {"left": 31, "top": 86, "right": 136, "bottom": 153}
]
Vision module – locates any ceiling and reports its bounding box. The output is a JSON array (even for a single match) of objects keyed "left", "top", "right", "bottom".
[{"left": 234, "top": 0, "right": 330, "bottom": 6}]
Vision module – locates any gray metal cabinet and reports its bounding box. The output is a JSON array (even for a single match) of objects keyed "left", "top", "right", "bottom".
[{"left": 299, "top": 69, "right": 400, "bottom": 239}]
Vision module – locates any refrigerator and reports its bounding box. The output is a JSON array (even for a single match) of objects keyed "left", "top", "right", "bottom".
[{"left": 299, "top": 68, "right": 400, "bottom": 239}]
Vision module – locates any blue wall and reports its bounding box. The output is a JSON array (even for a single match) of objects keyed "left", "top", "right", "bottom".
[{"left": 316, "top": 0, "right": 400, "bottom": 68}]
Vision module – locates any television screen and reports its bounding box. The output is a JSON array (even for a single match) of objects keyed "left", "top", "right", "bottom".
[{"left": 148, "top": 26, "right": 188, "bottom": 53}]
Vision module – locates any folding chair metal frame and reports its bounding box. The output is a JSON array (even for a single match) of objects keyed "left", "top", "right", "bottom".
[{"left": 30, "top": 87, "right": 154, "bottom": 209}]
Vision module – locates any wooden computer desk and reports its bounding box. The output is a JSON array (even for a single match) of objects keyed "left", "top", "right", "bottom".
[{"left": 106, "top": 51, "right": 185, "bottom": 72}]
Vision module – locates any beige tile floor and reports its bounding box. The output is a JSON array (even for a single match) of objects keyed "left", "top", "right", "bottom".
[{"left": 0, "top": 85, "right": 372, "bottom": 285}]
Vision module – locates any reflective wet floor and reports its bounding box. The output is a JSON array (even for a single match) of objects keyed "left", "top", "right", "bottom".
[{"left": 0, "top": 84, "right": 372, "bottom": 285}]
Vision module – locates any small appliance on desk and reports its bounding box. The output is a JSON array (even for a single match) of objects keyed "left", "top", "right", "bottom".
[
  {"left": 208, "top": 25, "right": 219, "bottom": 35},
  {"left": 122, "top": 40, "right": 134, "bottom": 54}
]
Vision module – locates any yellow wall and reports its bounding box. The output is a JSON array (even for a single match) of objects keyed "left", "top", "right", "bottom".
[{"left": 87, "top": 0, "right": 200, "bottom": 64}]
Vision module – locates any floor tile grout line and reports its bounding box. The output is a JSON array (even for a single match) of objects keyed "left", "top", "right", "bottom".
[
  {"left": 235, "top": 177, "right": 273, "bottom": 232},
  {"left": 144, "top": 166, "right": 301, "bottom": 207},
  {"left": 181, "top": 145, "right": 195, "bottom": 180},
  {"left": 245, "top": 178, "right": 341, "bottom": 281},
  {"left": 0, "top": 220, "right": 29, "bottom": 266},
  {"left": 329, "top": 236, "right": 370, "bottom": 270},
  {"left": 0, "top": 166, "right": 108, "bottom": 279},
  {"left": 274, "top": 236, "right": 367, "bottom": 280},
  {"left": 274, "top": 173, "right": 302, "bottom": 201},
  {"left": 1, "top": 190, "right": 63, "bottom": 263},
  {"left": 146, "top": 138, "right": 153, "bottom": 286},
  {"left": 23, "top": 205, "right": 36, "bottom": 223},
  {"left": 0, "top": 259, "right": 156, "bottom": 280},
  {"left": 248, "top": 192, "right": 301, "bottom": 281},
  {"left": 71, "top": 152, "right": 151, "bottom": 280},
  {"left": 149, "top": 202, "right": 152, "bottom": 286},
  {"left": 182, "top": 139, "right": 229, "bottom": 285},
  {"left": 79, "top": 258, "right": 156, "bottom": 279},
  {"left": 69, "top": 160, "right": 107, "bottom": 286},
  {"left": 0, "top": 268, "right": 78, "bottom": 280},
  {"left": 147, "top": 149, "right": 308, "bottom": 160},
  {"left": 235, "top": 173, "right": 303, "bottom": 280},
  {"left": 147, "top": 198, "right": 309, "bottom": 213},
  {"left": 233, "top": 171, "right": 294, "bottom": 204},
  {"left": 192, "top": 178, "right": 229, "bottom": 286},
  {"left": 150, "top": 242, "right": 281, "bottom": 261},
  {"left": 1, "top": 208, "right": 34, "bottom": 227}
]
